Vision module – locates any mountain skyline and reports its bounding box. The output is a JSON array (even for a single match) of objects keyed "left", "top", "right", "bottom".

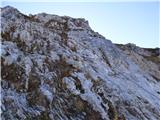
[
  {"left": 1, "top": 1, "right": 159, "bottom": 48},
  {"left": 1, "top": 6, "right": 160, "bottom": 120}
]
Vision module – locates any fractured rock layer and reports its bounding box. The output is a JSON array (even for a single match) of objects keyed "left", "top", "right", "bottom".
[{"left": 1, "top": 6, "right": 160, "bottom": 120}]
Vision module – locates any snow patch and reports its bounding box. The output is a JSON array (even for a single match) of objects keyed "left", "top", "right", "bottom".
[{"left": 40, "top": 84, "right": 53, "bottom": 103}]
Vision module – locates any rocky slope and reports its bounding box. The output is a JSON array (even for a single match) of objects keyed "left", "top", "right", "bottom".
[{"left": 1, "top": 6, "right": 160, "bottom": 120}]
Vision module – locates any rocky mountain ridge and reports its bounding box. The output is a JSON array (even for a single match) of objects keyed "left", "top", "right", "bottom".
[{"left": 1, "top": 6, "right": 160, "bottom": 120}]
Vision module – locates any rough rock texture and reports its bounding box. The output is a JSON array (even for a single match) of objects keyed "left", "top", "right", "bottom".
[{"left": 1, "top": 6, "right": 160, "bottom": 120}]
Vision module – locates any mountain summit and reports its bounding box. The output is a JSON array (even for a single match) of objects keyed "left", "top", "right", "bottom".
[{"left": 1, "top": 6, "right": 160, "bottom": 120}]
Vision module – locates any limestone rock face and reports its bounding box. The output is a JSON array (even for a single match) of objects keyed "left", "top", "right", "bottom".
[{"left": 1, "top": 6, "right": 160, "bottom": 120}]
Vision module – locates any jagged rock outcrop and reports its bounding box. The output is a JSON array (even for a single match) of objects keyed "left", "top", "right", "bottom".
[{"left": 1, "top": 6, "right": 160, "bottom": 120}]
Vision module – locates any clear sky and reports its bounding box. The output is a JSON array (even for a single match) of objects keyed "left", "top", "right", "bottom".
[{"left": 1, "top": 1, "right": 159, "bottom": 48}]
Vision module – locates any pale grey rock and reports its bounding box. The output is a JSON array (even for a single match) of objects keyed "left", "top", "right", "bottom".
[{"left": 1, "top": 6, "right": 160, "bottom": 120}]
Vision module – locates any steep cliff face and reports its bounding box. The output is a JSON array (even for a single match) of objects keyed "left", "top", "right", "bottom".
[{"left": 1, "top": 6, "right": 160, "bottom": 120}]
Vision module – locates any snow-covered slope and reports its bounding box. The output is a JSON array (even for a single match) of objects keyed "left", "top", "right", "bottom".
[{"left": 1, "top": 6, "right": 160, "bottom": 120}]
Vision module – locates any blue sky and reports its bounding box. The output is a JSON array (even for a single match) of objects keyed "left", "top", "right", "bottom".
[{"left": 1, "top": 1, "right": 159, "bottom": 48}]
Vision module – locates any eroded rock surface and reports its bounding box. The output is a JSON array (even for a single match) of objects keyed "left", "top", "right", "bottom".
[{"left": 1, "top": 6, "right": 160, "bottom": 120}]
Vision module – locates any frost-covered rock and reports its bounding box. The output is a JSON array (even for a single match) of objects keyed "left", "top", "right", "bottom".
[{"left": 1, "top": 6, "right": 160, "bottom": 120}]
